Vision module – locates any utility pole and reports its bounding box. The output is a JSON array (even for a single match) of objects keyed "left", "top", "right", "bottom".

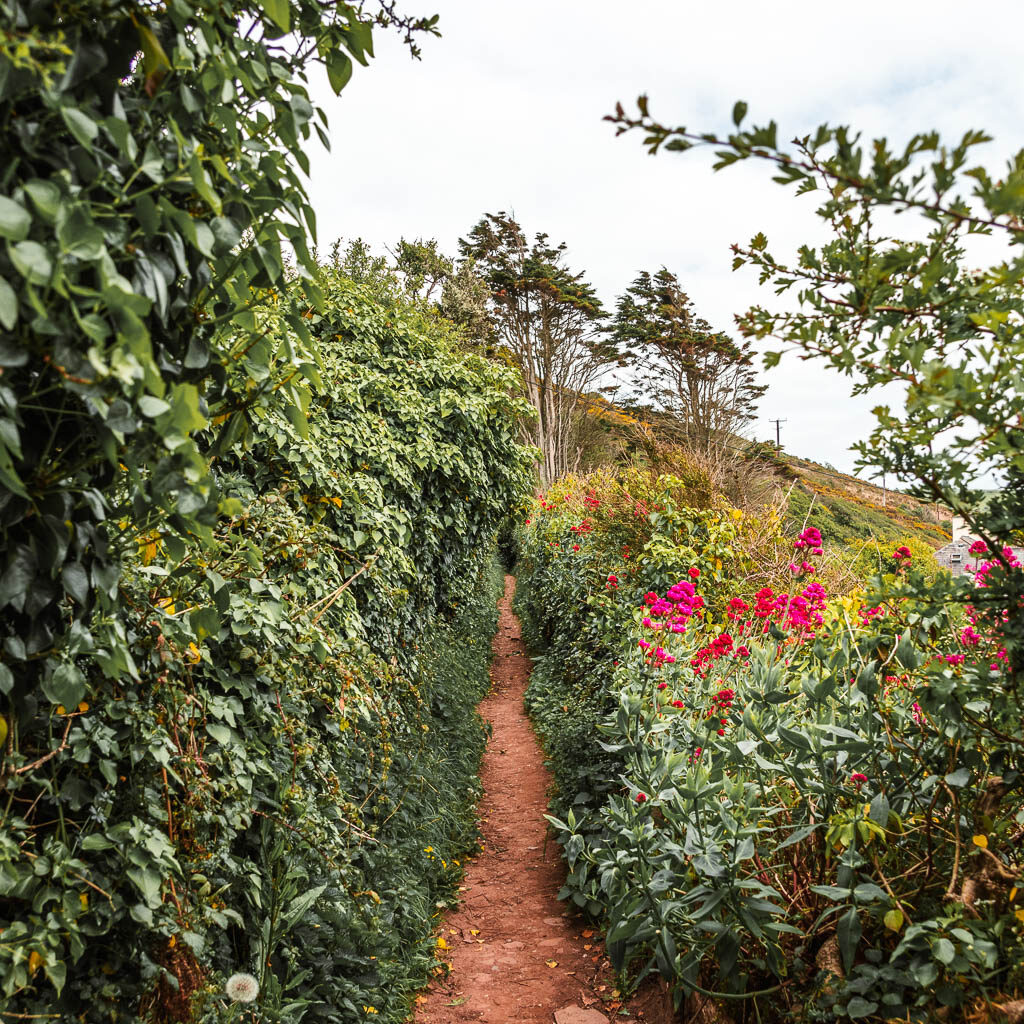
[{"left": 770, "top": 418, "right": 787, "bottom": 450}]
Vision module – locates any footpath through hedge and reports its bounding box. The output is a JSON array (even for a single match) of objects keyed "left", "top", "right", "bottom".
[{"left": 414, "top": 576, "right": 666, "bottom": 1024}]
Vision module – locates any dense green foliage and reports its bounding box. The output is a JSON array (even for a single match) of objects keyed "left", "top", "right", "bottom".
[
  {"left": 519, "top": 473, "right": 1023, "bottom": 1022},
  {"left": 0, "top": 3, "right": 541, "bottom": 1019},
  {"left": 2, "top": 238, "right": 533, "bottom": 1020}
]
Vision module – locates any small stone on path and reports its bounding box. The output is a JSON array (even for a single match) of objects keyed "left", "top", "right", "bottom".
[{"left": 554, "top": 1007, "right": 608, "bottom": 1024}]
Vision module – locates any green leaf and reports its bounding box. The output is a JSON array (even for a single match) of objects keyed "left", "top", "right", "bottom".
[
  {"left": 43, "top": 662, "right": 86, "bottom": 708},
  {"left": 261, "top": 0, "right": 290, "bottom": 32},
  {"left": 62, "top": 563, "right": 89, "bottom": 605},
  {"left": 0, "top": 276, "right": 17, "bottom": 330},
  {"left": 836, "top": 907, "right": 861, "bottom": 974},
  {"left": 126, "top": 866, "right": 163, "bottom": 905},
  {"left": 883, "top": 908, "right": 904, "bottom": 932},
  {"left": 9, "top": 240, "right": 53, "bottom": 285},
  {"left": 846, "top": 997, "right": 878, "bottom": 1018},
  {"left": 0, "top": 196, "right": 31, "bottom": 240},
  {"left": 326, "top": 51, "right": 353, "bottom": 94},
  {"left": 60, "top": 108, "right": 99, "bottom": 150},
  {"left": 868, "top": 792, "right": 889, "bottom": 825},
  {"left": 139, "top": 395, "right": 171, "bottom": 417},
  {"left": 190, "top": 606, "right": 221, "bottom": 641},
  {"left": 24, "top": 180, "right": 61, "bottom": 221},
  {"left": 207, "top": 723, "right": 232, "bottom": 744},
  {"left": 284, "top": 883, "right": 327, "bottom": 929},
  {"left": 732, "top": 101, "right": 748, "bottom": 127},
  {"left": 932, "top": 937, "right": 955, "bottom": 965}
]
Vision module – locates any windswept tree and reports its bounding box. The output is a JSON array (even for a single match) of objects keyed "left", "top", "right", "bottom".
[
  {"left": 611, "top": 268, "right": 765, "bottom": 453},
  {"left": 460, "top": 212, "right": 617, "bottom": 485}
]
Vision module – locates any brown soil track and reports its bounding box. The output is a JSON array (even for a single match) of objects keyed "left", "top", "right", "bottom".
[{"left": 413, "top": 575, "right": 669, "bottom": 1024}]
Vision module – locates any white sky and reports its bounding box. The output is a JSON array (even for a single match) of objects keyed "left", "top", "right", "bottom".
[{"left": 305, "top": 0, "right": 1024, "bottom": 477}]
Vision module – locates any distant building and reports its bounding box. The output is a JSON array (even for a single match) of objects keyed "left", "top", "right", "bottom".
[{"left": 935, "top": 515, "right": 1024, "bottom": 577}]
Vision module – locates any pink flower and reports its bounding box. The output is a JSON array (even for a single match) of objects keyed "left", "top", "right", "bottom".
[
  {"left": 850, "top": 773, "right": 868, "bottom": 788},
  {"left": 969, "top": 540, "right": 988, "bottom": 556}
]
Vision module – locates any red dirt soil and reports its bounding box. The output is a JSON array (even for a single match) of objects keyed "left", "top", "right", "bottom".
[{"left": 413, "top": 576, "right": 672, "bottom": 1024}]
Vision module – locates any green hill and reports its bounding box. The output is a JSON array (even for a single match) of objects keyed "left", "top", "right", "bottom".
[{"left": 780, "top": 452, "right": 951, "bottom": 548}]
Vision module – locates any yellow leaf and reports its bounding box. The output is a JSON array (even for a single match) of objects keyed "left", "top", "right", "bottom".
[
  {"left": 545, "top": 960, "right": 558, "bottom": 968},
  {"left": 436, "top": 937, "right": 447, "bottom": 949},
  {"left": 469, "top": 929, "right": 480, "bottom": 936},
  {"left": 78, "top": 701, "right": 89, "bottom": 713},
  {"left": 1016, "top": 909, "right": 1024, "bottom": 923},
  {"left": 414, "top": 996, "right": 428, "bottom": 1005},
  {"left": 973, "top": 834, "right": 989, "bottom": 849},
  {"left": 56, "top": 705, "right": 66, "bottom": 715},
  {"left": 80, "top": 892, "right": 88, "bottom": 910},
  {"left": 883, "top": 908, "right": 903, "bottom": 932},
  {"left": 28, "top": 951, "right": 43, "bottom": 974},
  {"left": 1010, "top": 886, "right": 1018, "bottom": 902}
]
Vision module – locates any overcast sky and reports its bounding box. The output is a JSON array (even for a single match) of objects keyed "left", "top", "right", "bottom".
[{"left": 304, "top": 0, "right": 1024, "bottom": 478}]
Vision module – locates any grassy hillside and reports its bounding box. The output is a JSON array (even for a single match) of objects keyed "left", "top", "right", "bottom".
[{"left": 780, "top": 452, "right": 951, "bottom": 548}]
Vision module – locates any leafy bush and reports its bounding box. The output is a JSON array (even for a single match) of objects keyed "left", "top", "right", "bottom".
[
  {"left": 1, "top": 265, "right": 533, "bottom": 1020},
  {"left": 520, "top": 473, "right": 1024, "bottom": 1022}
]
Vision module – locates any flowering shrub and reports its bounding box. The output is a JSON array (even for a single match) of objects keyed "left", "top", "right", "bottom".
[{"left": 519, "top": 476, "right": 1024, "bottom": 1022}]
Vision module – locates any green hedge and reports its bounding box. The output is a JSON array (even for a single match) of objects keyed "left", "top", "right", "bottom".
[{"left": 1, "top": 268, "right": 532, "bottom": 1021}]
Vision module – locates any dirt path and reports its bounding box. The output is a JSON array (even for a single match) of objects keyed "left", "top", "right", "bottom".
[{"left": 413, "top": 575, "right": 654, "bottom": 1024}]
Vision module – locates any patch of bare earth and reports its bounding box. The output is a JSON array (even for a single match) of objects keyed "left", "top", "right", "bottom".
[{"left": 413, "top": 576, "right": 674, "bottom": 1024}]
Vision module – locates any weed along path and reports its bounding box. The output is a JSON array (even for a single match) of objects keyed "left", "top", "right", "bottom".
[{"left": 414, "top": 575, "right": 657, "bottom": 1024}]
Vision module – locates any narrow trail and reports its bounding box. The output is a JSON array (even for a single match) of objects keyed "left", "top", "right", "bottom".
[{"left": 414, "top": 575, "right": 659, "bottom": 1024}]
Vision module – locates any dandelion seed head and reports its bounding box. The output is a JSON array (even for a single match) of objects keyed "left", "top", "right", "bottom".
[{"left": 225, "top": 972, "right": 259, "bottom": 1003}]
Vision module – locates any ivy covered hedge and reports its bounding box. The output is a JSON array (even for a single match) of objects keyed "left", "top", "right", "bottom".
[
  {"left": 518, "top": 470, "right": 1024, "bottom": 1023},
  {"left": 1, "top": 2, "right": 539, "bottom": 1019},
  {"left": 1, "top": 262, "right": 533, "bottom": 1020}
]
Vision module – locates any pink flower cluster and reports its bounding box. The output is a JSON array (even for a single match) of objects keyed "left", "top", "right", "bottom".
[
  {"left": 973, "top": 546, "right": 1021, "bottom": 587},
  {"left": 637, "top": 640, "right": 676, "bottom": 667},
  {"left": 640, "top": 576, "right": 704, "bottom": 636},
  {"left": 794, "top": 527, "right": 823, "bottom": 556}
]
